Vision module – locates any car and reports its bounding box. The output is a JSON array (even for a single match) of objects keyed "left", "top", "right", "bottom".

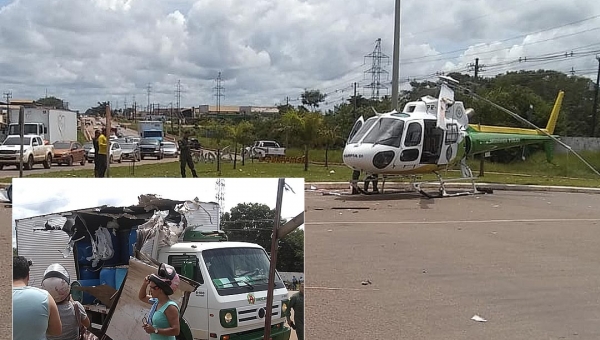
[
  {"left": 139, "top": 138, "right": 163, "bottom": 160},
  {"left": 162, "top": 142, "right": 178, "bottom": 157},
  {"left": 52, "top": 141, "right": 86, "bottom": 166},
  {"left": 87, "top": 142, "right": 123, "bottom": 163},
  {"left": 121, "top": 143, "right": 141, "bottom": 162},
  {"left": 83, "top": 142, "right": 94, "bottom": 161}
]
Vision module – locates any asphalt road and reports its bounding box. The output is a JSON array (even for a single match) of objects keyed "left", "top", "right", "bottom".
[
  {"left": 304, "top": 189, "right": 600, "bottom": 340},
  {"left": 0, "top": 204, "right": 12, "bottom": 340}
]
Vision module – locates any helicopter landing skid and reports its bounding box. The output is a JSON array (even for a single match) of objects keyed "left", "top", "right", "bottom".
[{"left": 412, "top": 172, "right": 492, "bottom": 198}]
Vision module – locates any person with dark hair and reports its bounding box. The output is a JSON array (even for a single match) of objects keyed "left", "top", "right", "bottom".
[
  {"left": 97, "top": 128, "right": 108, "bottom": 177},
  {"left": 13, "top": 256, "right": 63, "bottom": 340},
  {"left": 41, "top": 263, "right": 91, "bottom": 340},
  {"left": 138, "top": 263, "right": 181, "bottom": 339}
]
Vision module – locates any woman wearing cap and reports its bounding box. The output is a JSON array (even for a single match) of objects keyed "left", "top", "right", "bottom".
[
  {"left": 138, "top": 263, "right": 181, "bottom": 339},
  {"left": 41, "top": 264, "right": 91, "bottom": 340}
]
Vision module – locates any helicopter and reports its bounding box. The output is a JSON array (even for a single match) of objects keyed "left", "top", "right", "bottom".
[{"left": 342, "top": 76, "right": 565, "bottom": 197}]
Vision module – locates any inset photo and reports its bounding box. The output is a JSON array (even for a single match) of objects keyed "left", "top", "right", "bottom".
[{"left": 12, "top": 177, "right": 304, "bottom": 340}]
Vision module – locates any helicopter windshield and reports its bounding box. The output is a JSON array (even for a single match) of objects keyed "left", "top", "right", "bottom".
[
  {"left": 362, "top": 118, "right": 405, "bottom": 147},
  {"left": 348, "top": 117, "right": 378, "bottom": 144}
]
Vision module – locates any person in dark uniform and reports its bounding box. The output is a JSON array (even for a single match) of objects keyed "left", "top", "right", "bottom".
[
  {"left": 178, "top": 134, "right": 198, "bottom": 178},
  {"left": 92, "top": 130, "right": 100, "bottom": 177},
  {"left": 286, "top": 282, "right": 304, "bottom": 340}
]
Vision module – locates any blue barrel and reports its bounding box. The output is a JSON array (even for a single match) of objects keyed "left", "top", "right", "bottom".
[
  {"left": 115, "top": 267, "right": 128, "bottom": 290},
  {"left": 79, "top": 266, "right": 100, "bottom": 280},
  {"left": 100, "top": 267, "right": 116, "bottom": 289},
  {"left": 76, "top": 239, "right": 94, "bottom": 266},
  {"left": 73, "top": 279, "right": 100, "bottom": 305}
]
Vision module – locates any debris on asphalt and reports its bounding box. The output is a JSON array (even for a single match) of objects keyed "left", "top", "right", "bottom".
[
  {"left": 323, "top": 192, "right": 342, "bottom": 196},
  {"left": 361, "top": 279, "right": 372, "bottom": 285},
  {"left": 471, "top": 315, "right": 487, "bottom": 322},
  {"left": 327, "top": 229, "right": 333, "bottom": 232},
  {"left": 331, "top": 207, "right": 370, "bottom": 210},
  {"left": 310, "top": 185, "right": 317, "bottom": 190},
  {"left": 314, "top": 208, "right": 324, "bottom": 210}
]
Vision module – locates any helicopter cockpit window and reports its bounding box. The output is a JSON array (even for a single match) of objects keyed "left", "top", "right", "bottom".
[
  {"left": 404, "top": 122, "right": 422, "bottom": 147},
  {"left": 362, "top": 118, "right": 405, "bottom": 147},
  {"left": 348, "top": 117, "right": 377, "bottom": 144},
  {"left": 445, "top": 123, "right": 459, "bottom": 144}
]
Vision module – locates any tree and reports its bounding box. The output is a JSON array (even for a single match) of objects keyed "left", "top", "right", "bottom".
[
  {"left": 227, "top": 121, "right": 253, "bottom": 169},
  {"left": 221, "top": 203, "right": 303, "bottom": 271},
  {"left": 36, "top": 96, "right": 67, "bottom": 109},
  {"left": 301, "top": 89, "right": 327, "bottom": 111},
  {"left": 85, "top": 102, "right": 109, "bottom": 117},
  {"left": 320, "top": 123, "right": 342, "bottom": 167}
]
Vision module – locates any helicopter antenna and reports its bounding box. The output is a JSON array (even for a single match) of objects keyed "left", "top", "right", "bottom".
[{"left": 448, "top": 82, "right": 600, "bottom": 177}]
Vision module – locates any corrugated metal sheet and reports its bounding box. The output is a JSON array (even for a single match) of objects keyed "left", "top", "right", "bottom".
[
  {"left": 179, "top": 201, "right": 220, "bottom": 232},
  {"left": 16, "top": 215, "right": 77, "bottom": 289}
]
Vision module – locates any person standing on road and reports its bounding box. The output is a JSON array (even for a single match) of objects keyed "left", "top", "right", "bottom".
[
  {"left": 13, "top": 256, "right": 63, "bottom": 340},
  {"left": 92, "top": 130, "right": 100, "bottom": 177},
  {"left": 178, "top": 134, "right": 198, "bottom": 178},
  {"left": 286, "top": 282, "right": 304, "bottom": 340},
  {"left": 97, "top": 128, "right": 108, "bottom": 178},
  {"left": 292, "top": 276, "right": 298, "bottom": 290}
]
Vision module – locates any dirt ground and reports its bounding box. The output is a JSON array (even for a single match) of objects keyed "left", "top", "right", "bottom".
[
  {"left": 304, "top": 189, "right": 600, "bottom": 340},
  {"left": 0, "top": 204, "right": 11, "bottom": 339}
]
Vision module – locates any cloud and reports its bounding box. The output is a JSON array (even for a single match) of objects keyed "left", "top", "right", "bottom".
[{"left": 0, "top": 0, "right": 598, "bottom": 111}]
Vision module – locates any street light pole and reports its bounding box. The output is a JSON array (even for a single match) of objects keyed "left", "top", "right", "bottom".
[
  {"left": 391, "top": 0, "right": 401, "bottom": 111},
  {"left": 591, "top": 55, "right": 600, "bottom": 137}
]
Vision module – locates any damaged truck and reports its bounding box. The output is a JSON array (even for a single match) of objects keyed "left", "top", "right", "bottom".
[{"left": 15, "top": 195, "right": 292, "bottom": 340}]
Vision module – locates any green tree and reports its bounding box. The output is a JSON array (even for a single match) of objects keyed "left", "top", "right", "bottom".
[
  {"left": 301, "top": 89, "right": 327, "bottom": 111},
  {"left": 320, "top": 123, "right": 342, "bottom": 167},
  {"left": 227, "top": 121, "right": 253, "bottom": 169},
  {"left": 36, "top": 96, "right": 67, "bottom": 109},
  {"left": 221, "top": 203, "right": 303, "bottom": 271}
]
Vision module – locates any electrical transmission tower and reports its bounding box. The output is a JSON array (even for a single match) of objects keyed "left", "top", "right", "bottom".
[
  {"left": 364, "top": 38, "right": 390, "bottom": 100},
  {"left": 215, "top": 179, "right": 225, "bottom": 216},
  {"left": 214, "top": 72, "right": 224, "bottom": 118}
]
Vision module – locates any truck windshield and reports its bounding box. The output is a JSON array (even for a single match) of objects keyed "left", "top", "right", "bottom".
[
  {"left": 143, "top": 131, "right": 163, "bottom": 138},
  {"left": 203, "top": 247, "right": 285, "bottom": 296},
  {"left": 8, "top": 124, "right": 39, "bottom": 136},
  {"left": 3, "top": 136, "right": 31, "bottom": 145}
]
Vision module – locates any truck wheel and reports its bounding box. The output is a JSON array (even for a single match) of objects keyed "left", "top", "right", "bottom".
[
  {"left": 43, "top": 155, "right": 52, "bottom": 169},
  {"left": 0, "top": 165, "right": 3, "bottom": 170},
  {"left": 25, "top": 155, "right": 34, "bottom": 170}
]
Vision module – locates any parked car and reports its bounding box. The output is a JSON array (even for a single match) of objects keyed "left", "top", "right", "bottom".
[
  {"left": 52, "top": 141, "right": 86, "bottom": 166},
  {"left": 162, "top": 141, "right": 178, "bottom": 157},
  {"left": 139, "top": 138, "right": 163, "bottom": 160},
  {"left": 121, "top": 143, "right": 141, "bottom": 162},
  {"left": 87, "top": 142, "right": 123, "bottom": 163}
]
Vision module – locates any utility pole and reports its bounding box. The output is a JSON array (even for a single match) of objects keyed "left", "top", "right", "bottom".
[
  {"left": 214, "top": 72, "right": 224, "bottom": 120},
  {"left": 364, "top": 38, "right": 389, "bottom": 100},
  {"left": 353, "top": 82, "right": 358, "bottom": 119},
  {"left": 132, "top": 95, "right": 136, "bottom": 120},
  {"left": 146, "top": 83, "right": 152, "bottom": 118},
  {"left": 176, "top": 80, "right": 182, "bottom": 136},
  {"left": 391, "top": 0, "right": 401, "bottom": 111},
  {"left": 469, "top": 57, "right": 486, "bottom": 176},
  {"left": 591, "top": 55, "right": 600, "bottom": 137},
  {"left": 3, "top": 91, "right": 12, "bottom": 126}
]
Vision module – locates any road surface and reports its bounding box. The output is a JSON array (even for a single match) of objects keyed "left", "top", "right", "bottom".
[{"left": 304, "top": 189, "right": 600, "bottom": 340}]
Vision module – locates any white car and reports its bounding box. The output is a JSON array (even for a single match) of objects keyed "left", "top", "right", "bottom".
[
  {"left": 162, "top": 142, "right": 178, "bottom": 157},
  {"left": 87, "top": 142, "right": 123, "bottom": 163}
]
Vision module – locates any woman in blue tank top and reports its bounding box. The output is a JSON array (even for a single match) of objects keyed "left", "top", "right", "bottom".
[{"left": 138, "top": 264, "right": 181, "bottom": 340}]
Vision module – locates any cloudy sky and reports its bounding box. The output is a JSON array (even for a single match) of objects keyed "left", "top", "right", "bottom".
[
  {"left": 0, "top": 0, "right": 598, "bottom": 113},
  {"left": 11, "top": 177, "right": 304, "bottom": 246}
]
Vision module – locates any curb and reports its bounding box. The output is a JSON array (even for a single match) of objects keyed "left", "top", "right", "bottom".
[{"left": 304, "top": 181, "right": 600, "bottom": 195}]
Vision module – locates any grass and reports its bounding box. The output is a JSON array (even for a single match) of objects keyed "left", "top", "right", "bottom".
[{"left": 1, "top": 149, "right": 597, "bottom": 187}]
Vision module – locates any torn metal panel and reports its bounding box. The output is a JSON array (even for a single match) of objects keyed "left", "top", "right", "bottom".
[{"left": 175, "top": 200, "right": 220, "bottom": 232}]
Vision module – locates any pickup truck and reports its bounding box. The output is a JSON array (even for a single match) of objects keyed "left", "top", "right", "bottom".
[
  {"left": 244, "top": 140, "right": 286, "bottom": 159},
  {"left": 0, "top": 135, "right": 54, "bottom": 170}
]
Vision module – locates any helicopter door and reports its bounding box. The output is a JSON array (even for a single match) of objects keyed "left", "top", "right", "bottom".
[
  {"left": 347, "top": 116, "right": 364, "bottom": 144},
  {"left": 420, "top": 120, "right": 444, "bottom": 164},
  {"left": 398, "top": 121, "right": 423, "bottom": 169}
]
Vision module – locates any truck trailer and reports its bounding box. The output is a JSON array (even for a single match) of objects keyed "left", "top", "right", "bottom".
[
  {"left": 8, "top": 107, "right": 78, "bottom": 143},
  {"left": 16, "top": 195, "right": 291, "bottom": 340}
]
